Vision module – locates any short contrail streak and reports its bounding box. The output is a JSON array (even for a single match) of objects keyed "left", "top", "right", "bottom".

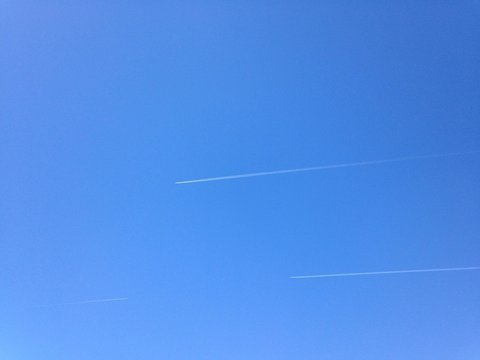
[
  {"left": 29, "top": 297, "right": 129, "bottom": 309},
  {"left": 175, "top": 150, "right": 480, "bottom": 184},
  {"left": 65, "top": 297, "right": 129, "bottom": 305},
  {"left": 290, "top": 266, "right": 480, "bottom": 279}
]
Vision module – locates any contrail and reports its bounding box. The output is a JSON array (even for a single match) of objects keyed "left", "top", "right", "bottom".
[
  {"left": 31, "top": 297, "right": 129, "bottom": 308},
  {"left": 64, "top": 297, "right": 129, "bottom": 305},
  {"left": 290, "top": 266, "right": 480, "bottom": 279},
  {"left": 175, "top": 150, "right": 480, "bottom": 184}
]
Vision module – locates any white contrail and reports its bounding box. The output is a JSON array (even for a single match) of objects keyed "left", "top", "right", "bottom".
[
  {"left": 64, "top": 297, "right": 129, "bottom": 305},
  {"left": 175, "top": 150, "right": 480, "bottom": 184},
  {"left": 30, "top": 297, "right": 129, "bottom": 309},
  {"left": 290, "top": 266, "right": 480, "bottom": 279}
]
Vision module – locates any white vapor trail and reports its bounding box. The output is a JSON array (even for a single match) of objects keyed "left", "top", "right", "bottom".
[
  {"left": 30, "top": 297, "right": 129, "bottom": 309},
  {"left": 65, "top": 297, "right": 129, "bottom": 305},
  {"left": 175, "top": 150, "right": 480, "bottom": 184},
  {"left": 290, "top": 266, "right": 480, "bottom": 279}
]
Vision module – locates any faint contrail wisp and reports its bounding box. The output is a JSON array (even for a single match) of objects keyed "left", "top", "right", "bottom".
[
  {"left": 290, "top": 266, "right": 480, "bottom": 279},
  {"left": 175, "top": 150, "right": 480, "bottom": 184},
  {"left": 30, "top": 297, "right": 129, "bottom": 309},
  {"left": 65, "top": 297, "right": 129, "bottom": 305}
]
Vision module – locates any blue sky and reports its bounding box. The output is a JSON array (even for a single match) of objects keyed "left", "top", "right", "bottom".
[{"left": 1, "top": 1, "right": 480, "bottom": 359}]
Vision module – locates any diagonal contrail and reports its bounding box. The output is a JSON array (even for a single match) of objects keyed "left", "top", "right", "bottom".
[
  {"left": 290, "top": 266, "right": 480, "bottom": 279},
  {"left": 175, "top": 150, "right": 480, "bottom": 184},
  {"left": 64, "top": 297, "right": 129, "bottom": 305}
]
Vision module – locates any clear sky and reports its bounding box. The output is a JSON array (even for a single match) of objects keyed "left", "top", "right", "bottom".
[{"left": 1, "top": 1, "right": 480, "bottom": 359}]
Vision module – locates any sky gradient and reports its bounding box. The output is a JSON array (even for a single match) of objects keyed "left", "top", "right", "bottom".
[{"left": 2, "top": 1, "right": 480, "bottom": 359}]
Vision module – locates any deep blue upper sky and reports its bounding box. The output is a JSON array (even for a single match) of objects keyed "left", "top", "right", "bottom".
[{"left": 1, "top": 1, "right": 480, "bottom": 359}]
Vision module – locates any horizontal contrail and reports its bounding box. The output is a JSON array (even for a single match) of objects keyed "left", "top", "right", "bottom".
[
  {"left": 290, "top": 266, "right": 480, "bottom": 279},
  {"left": 65, "top": 297, "right": 129, "bottom": 305},
  {"left": 175, "top": 150, "right": 480, "bottom": 184},
  {"left": 29, "top": 297, "right": 128, "bottom": 309}
]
